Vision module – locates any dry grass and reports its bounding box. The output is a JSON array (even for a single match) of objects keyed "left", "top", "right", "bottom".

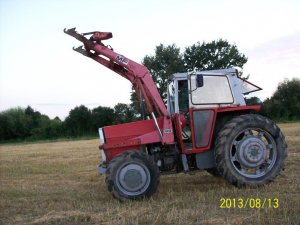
[{"left": 0, "top": 123, "right": 299, "bottom": 225}]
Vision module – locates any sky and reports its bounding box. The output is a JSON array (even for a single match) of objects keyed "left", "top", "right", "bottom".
[{"left": 0, "top": 0, "right": 299, "bottom": 119}]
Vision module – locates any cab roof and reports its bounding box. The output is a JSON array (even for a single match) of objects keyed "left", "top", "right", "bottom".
[{"left": 170, "top": 68, "right": 238, "bottom": 80}]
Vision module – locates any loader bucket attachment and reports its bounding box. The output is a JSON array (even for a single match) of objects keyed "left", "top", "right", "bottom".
[{"left": 64, "top": 27, "right": 112, "bottom": 44}]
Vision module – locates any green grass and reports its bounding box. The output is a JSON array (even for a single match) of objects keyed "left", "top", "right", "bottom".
[{"left": 0, "top": 123, "right": 299, "bottom": 225}]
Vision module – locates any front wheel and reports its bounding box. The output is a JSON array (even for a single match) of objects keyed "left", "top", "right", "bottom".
[
  {"left": 215, "top": 114, "right": 287, "bottom": 187},
  {"left": 105, "top": 151, "right": 160, "bottom": 201}
]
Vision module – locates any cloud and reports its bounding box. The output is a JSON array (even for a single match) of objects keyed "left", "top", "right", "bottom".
[
  {"left": 243, "top": 32, "right": 300, "bottom": 100},
  {"left": 246, "top": 32, "right": 300, "bottom": 65}
]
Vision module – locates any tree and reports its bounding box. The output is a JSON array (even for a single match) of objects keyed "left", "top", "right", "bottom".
[
  {"left": 142, "top": 44, "right": 186, "bottom": 100},
  {"left": 184, "top": 39, "right": 248, "bottom": 71},
  {"left": 63, "top": 105, "right": 93, "bottom": 136},
  {"left": 130, "top": 44, "right": 185, "bottom": 116},
  {"left": 114, "top": 103, "right": 136, "bottom": 124},
  {"left": 25, "top": 106, "right": 42, "bottom": 129},
  {"left": 0, "top": 107, "right": 31, "bottom": 140},
  {"left": 0, "top": 106, "right": 66, "bottom": 141},
  {"left": 92, "top": 106, "right": 115, "bottom": 130},
  {"left": 261, "top": 78, "right": 300, "bottom": 120},
  {"left": 44, "top": 117, "right": 63, "bottom": 138},
  {"left": 245, "top": 97, "right": 262, "bottom": 106}
]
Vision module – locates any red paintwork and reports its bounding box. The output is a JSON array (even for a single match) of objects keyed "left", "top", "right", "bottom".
[
  {"left": 103, "top": 118, "right": 163, "bottom": 147},
  {"left": 90, "top": 32, "right": 112, "bottom": 42},
  {"left": 183, "top": 105, "right": 261, "bottom": 154},
  {"left": 214, "top": 105, "right": 260, "bottom": 113},
  {"left": 173, "top": 105, "right": 260, "bottom": 154},
  {"left": 187, "top": 108, "right": 216, "bottom": 154},
  {"left": 64, "top": 28, "right": 174, "bottom": 145},
  {"left": 102, "top": 117, "right": 175, "bottom": 161},
  {"left": 179, "top": 113, "right": 187, "bottom": 129},
  {"left": 173, "top": 114, "right": 185, "bottom": 152},
  {"left": 102, "top": 105, "right": 260, "bottom": 161}
]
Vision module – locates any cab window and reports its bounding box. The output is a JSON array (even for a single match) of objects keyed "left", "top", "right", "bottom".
[
  {"left": 168, "top": 82, "right": 175, "bottom": 114},
  {"left": 190, "top": 75, "right": 233, "bottom": 104},
  {"left": 178, "top": 80, "right": 189, "bottom": 112}
]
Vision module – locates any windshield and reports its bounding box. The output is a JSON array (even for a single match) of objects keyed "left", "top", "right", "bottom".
[{"left": 190, "top": 75, "right": 233, "bottom": 104}]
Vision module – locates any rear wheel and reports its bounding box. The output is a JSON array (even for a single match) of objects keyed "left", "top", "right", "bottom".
[
  {"left": 215, "top": 114, "right": 287, "bottom": 187},
  {"left": 105, "top": 151, "right": 160, "bottom": 201}
]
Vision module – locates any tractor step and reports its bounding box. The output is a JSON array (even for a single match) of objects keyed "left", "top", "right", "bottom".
[{"left": 97, "top": 163, "right": 107, "bottom": 174}]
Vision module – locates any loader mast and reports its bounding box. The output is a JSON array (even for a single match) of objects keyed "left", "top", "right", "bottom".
[{"left": 64, "top": 28, "right": 174, "bottom": 144}]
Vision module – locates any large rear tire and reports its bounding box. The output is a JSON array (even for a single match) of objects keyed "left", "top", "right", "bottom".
[
  {"left": 105, "top": 151, "right": 160, "bottom": 201},
  {"left": 215, "top": 114, "right": 287, "bottom": 187}
]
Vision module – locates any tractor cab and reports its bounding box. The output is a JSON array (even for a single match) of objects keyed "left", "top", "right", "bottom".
[{"left": 167, "top": 68, "right": 262, "bottom": 152}]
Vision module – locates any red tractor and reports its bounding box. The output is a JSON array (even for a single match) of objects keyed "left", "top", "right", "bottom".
[{"left": 64, "top": 28, "right": 287, "bottom": 201}]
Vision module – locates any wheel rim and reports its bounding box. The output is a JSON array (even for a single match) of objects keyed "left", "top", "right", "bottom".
[
  {"left": 116, "top": 162, "right": 151, "bottom": 196},
  {"left": 230, "top": 128, "right": 277, "bottom": 178}
]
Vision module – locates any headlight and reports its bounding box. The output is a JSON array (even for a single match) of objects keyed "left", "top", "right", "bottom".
[
  {"left": 98, "top": 128, "right": 105, "bottom": 144},
  {"left": 98, "top": 128, "right": 106, "bottom": 162}
]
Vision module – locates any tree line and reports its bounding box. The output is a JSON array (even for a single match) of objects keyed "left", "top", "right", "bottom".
[
  {"left": 0, "top": 103, "right": 136, "bottom": 141},
  {"left": 1, "top": 77, "right": 298, "bottom": 142},
  {"left": 260, "top": 78, "right": 300, "bottom": 121}
]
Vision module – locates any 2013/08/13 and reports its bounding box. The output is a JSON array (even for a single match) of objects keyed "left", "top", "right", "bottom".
[{"left": 220, "top": 198, "right": 279, "bottom": 209}]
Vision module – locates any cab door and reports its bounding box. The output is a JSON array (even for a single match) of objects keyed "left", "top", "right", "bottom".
[
  {"left": 187, "top": 73, "right": 233, "bottom": 153},
  {"left": 189, "top": 108, "right": 215, "bottom": 150}
]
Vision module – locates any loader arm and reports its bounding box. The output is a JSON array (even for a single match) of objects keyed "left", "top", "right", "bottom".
[{"left": 64, "top": 28, "right": 174, "bottom": 144}]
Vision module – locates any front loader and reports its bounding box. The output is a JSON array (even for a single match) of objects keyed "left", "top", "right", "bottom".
[{"left": 64, "top": 28, "right": 287, "bottom": 201}]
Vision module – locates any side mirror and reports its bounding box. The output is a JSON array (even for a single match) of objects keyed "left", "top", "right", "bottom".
[{"left": 196, "top": 74, "right": 204, "bottom": 88}]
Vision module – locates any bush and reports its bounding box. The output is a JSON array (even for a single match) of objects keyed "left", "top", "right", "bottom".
[{"left": 261, "top": 78, "right": 300, "bottom": 121}]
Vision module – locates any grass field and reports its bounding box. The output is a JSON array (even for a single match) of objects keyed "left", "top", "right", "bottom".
[{"left": 0, "top": 123, "right": 299, "bottom": 225}]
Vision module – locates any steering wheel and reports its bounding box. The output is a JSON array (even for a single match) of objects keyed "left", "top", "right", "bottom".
[{"left": 179, "top": 110, "right": 191, "bottom": 140}]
